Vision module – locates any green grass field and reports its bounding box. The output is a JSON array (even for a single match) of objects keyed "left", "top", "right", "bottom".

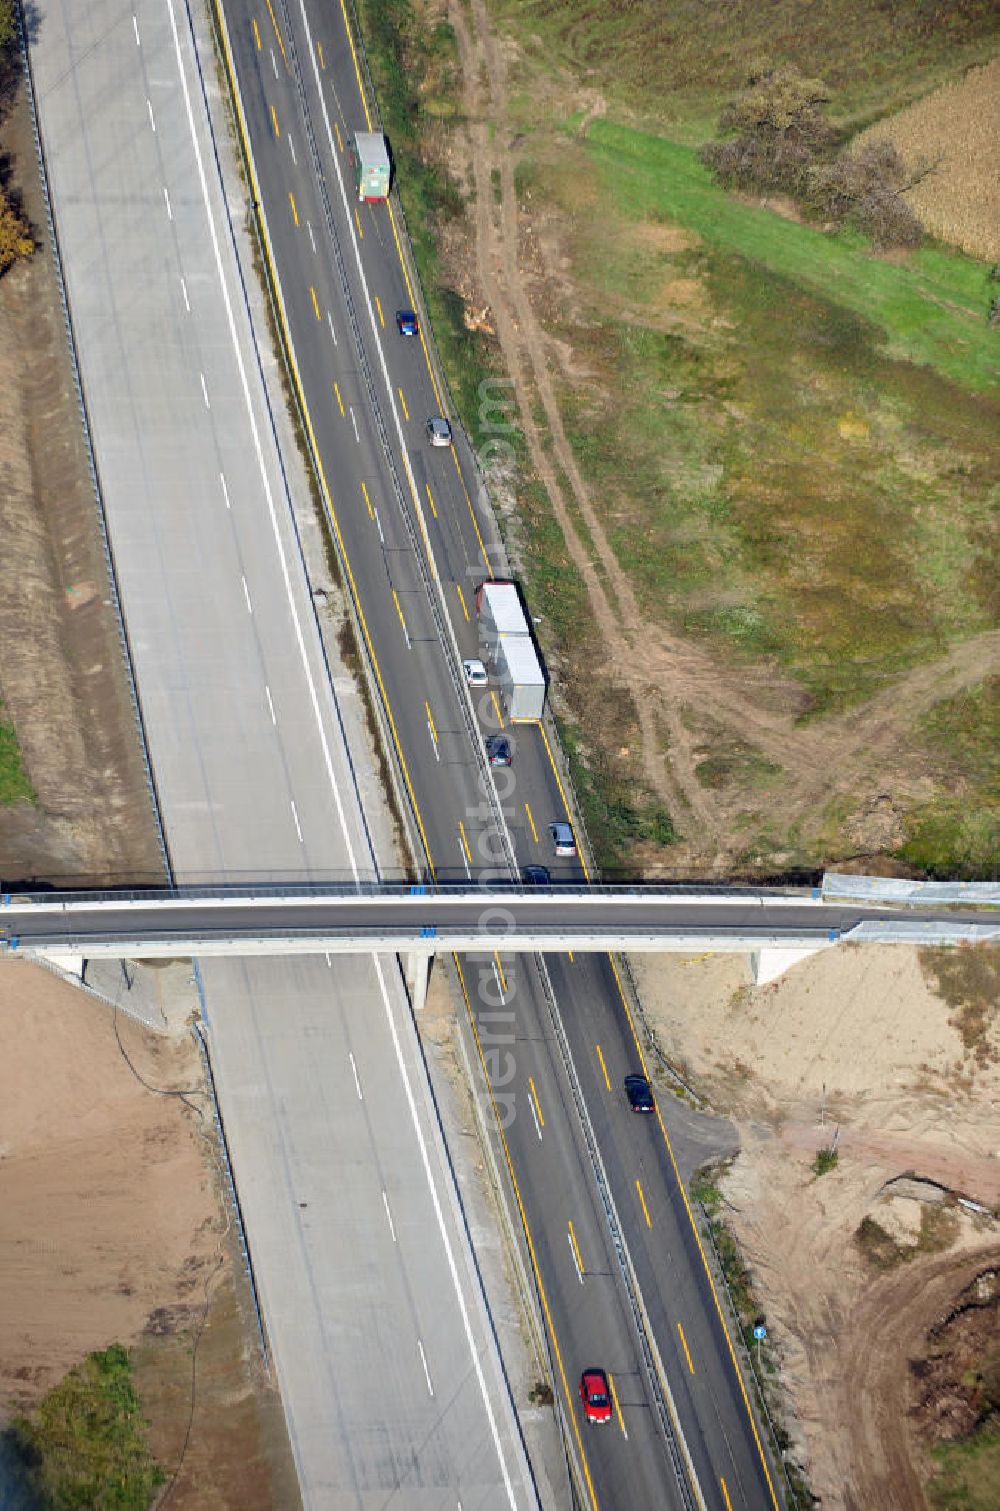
[
  {"left": 0, "top": 704, "right": 34, "bottom": 804},
  {"left": 583, "top": 122, "right": 997, "bottom": 392},
  {"left": 490, "top": 0, "right": 998, "bottom": 129},
  {"left": 358, "top": 0, "right": 999, "bottom": 874},
  {"left": 2, "top": 1345, "right": 163, "bottom": 1509}
]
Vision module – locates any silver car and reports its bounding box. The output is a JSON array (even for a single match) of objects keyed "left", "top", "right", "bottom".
[{"left": 426, "top": 416, "right": 453, "bottom": 447}]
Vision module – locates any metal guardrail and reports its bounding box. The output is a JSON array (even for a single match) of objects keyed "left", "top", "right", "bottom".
[
  {"left": 206, "top": 0, "right": 425, "bottom": 877},
  {"left": 823, "top": 872, "right": 1000, "bottom": 905},
  {"left": 274, "top": 0, "right": 518, "bottom": 883},
  {"left": 533, "top": 952, "right": 702, "bottom": 1509},
  {"left": 697, "top": 1203, "right": 799, "bottom": 1510}
]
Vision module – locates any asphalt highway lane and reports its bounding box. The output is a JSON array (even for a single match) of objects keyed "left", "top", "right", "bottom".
[
  {"left": 215, "top": 0, "right": 783, "bottom": 1503},
  {"left": 25, "top": 0, "right": 536, "bottom": 1503}
]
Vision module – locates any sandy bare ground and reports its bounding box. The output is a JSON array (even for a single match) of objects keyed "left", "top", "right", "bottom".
[
  {"left": 445, "top": 0, "right": 998, "bottom": 873},
  {"left": 0, "top": 961, "right": 220, "bottom": 1414},
  {"left": 857, "top": 58, "right": 1000, "bottom": 262},
  {"left": 634, "top": 944, "right": 1000, "bottom": 1506},
  {"left": 0, "top": 960, "right": 297, "bottom": 1506}
]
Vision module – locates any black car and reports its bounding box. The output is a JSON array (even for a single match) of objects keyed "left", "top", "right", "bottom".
[
  {"left": 522, "top": 864, "right": 551, "bottom": 886},
  {"left": 624, "top": 1074, "right": 655, "bottom": 1114},
  {"left": 485, "top": 734, "right": 512, "bottom": 767}
]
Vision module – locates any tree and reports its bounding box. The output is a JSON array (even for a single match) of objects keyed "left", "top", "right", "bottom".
[
  {"left": 807, "top": 139, "right": 927, "bottom": 249},
  {"left": 0, "top": 187, "right": 33, "bottom": 274},
  {"left": 700, "top": 63, "right": 838, "bottom": 198}
]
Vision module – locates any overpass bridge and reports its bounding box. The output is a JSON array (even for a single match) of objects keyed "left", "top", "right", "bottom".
[{"left": 3, "top": 882, "right": 997, "bottom": 1003}]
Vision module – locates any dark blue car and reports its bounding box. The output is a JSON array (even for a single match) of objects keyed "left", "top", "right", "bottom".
[{"left": 396, "top": 309, "right": 419, "bottom": 337}]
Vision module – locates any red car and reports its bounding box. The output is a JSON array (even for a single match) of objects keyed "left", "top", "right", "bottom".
[{"left": 579, "top": 1368, "right": 612, "bottom": 1424}]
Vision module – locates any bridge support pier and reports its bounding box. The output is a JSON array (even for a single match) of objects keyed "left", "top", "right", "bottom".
[
  {"left": 37, "top": 951, "right": 86, "bottom": 982},
  {"left": 405, "top": 951, "right": 432, "bottom": 1012},
  {"left": 749, "top": 944, "right": 827, "bottom": 986}
]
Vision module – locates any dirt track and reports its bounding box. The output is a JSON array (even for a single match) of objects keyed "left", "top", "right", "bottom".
[{"left": 446, "top": 0, "right": 998, "bottom": 872}]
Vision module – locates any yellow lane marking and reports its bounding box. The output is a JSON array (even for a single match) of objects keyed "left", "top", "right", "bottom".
[
  {"left": 524, "top": 801, "right": 539, "bottom": 843},
  {"left": 425, "top": 700, "right": 438, "bottom": 743},
  {"left": 490, "top": 690, "right": 504, "bottom": 730},
  {"left": 338, "top": 0, "right": 374, "bottom": 127},
  {"left": 636, "top": 1178, "right": 653, "bottom": 1228},
  {"left": 595, "top": 1043, "right": 611, "bottom": 1092},
  {"left": 721, "top": 1476, "right": 733, "bottom": 1511},
  {"left": 354, "top": 206, "right": 364, "bottom": 239},
  {"left": 252, "top": 17, "right": 261, "bottom": 50},
  {"left": 528, "top": 1075, "right": 544, "bottom": 1129},
  {"left": 397, "top": 387, "right": 409, "bottom": 421},
  {"left": 361, "top": 480, "right": 373, "bottom": 518},
  {"left": 568, "top": 951, "right": 575, "bottom": 963},
  {"left": 392, "top": 588, "right": 408, "bottom": 643},
  {"left": 457, "top": 820, "right": 472, "bottom": 864},
  {"left": 316, "top": 38, "right": 325, "bottom": 70},
  {"left": 605, "top": 953, "right": 779, "bottom": 1506},
  {"left": 212, "top": 0, "right": 436, "bottom": 880},
  {"left": 334, "top": 120, "right": 344, "bottom": 152},
  {"left": 374, "top": 294, "right": 385, "bottom": 327},
  {"left": 494, "top": 951, "right": 508, "bottom": 996},
  {"left": 337, "top": 0, "right": 491, "bottom": 578},
  {"left": 425, "top": 482, "right": 438, "bottom": 519},
  {"left": 456, "top": 582, "right": 469, "bottom": 621},
  {"left": 539, "top": 723, "right": 591, "bottom": 882},
  {"left": 677, "top": 1321, "right": 695, "bottom": 1375},
  {"left": 452, "top": 957, "right": 600, "bottom": 1511},
  {"left": 288, "top": 190, "right": 299, "bottom": 226},
  {"left": 608, "top": 1371, "right": 628, "bottom": 1439},
  {"left": 310, "top": 285, "right": 321, "bottom": 320},
  {"left": 333, "top": 381, "right": 345, "bottom": 417},
  {"left": 567, "top": 1219, "right": 584, "bottom": 1277},
  {"left": 331, "top": 9, "right": 771, "bottom": 1492},
  {"left": 270, "top": 103, "right": 280, "bottom": 137},
  {"left": 264, "top": 0, "right": 287, "bottom": 66}
]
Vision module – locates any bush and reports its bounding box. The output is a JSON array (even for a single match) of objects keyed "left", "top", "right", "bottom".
[
  {"left": 700, "top": 63, "right": 837, "bottom": 199},
  {"left": 808, "top": 140, "right": 924, "bottom": 249},
  {"left": 2, "top": 1345, "right": 163, "bottom": 1510},
  {"left": 701, "top": 65, "right": 925, "bottom": 251}
]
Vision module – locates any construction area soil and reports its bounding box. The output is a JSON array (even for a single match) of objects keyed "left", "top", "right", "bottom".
[
  {"left": 0, "top": 67, "right": 163, "bottom": 887},
  {"left": 634, "top": 944, "right": 1000, "bottom": 1508},
  {"left": 434, "top": 0, "right": 999, "bottom": 877},
  {"left": 0, "top": 960, "right": 299, "bottom": 1508}
]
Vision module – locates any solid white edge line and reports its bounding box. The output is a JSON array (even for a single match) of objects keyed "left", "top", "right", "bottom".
[
  {"left": 371, "top": 953, "right": 518, "bottom": 1507},
  {"left": 166, "top": 0, "right": 363, "bottom": 884},
  {"left": 382, "top": 1188, "right": 397, "bottom": 1242},
  {"left": 417, "top": 1337, "right": 434, "bottom": 1397}
]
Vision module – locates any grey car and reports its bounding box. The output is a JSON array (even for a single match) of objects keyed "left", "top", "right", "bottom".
[
  {"left": 426, "top": 416, "right": 453, "bottom": 447},
  {"left": 549, "top": 820, "right": 576, "bottom": 857}
]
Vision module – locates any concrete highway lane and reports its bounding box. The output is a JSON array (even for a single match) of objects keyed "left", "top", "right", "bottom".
[
  {"left": 26, "top": 0, "right": 536, "bottom": 1504},
  {"left": 216, "top": 0, "right": 781, "bottom": 1504}
]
